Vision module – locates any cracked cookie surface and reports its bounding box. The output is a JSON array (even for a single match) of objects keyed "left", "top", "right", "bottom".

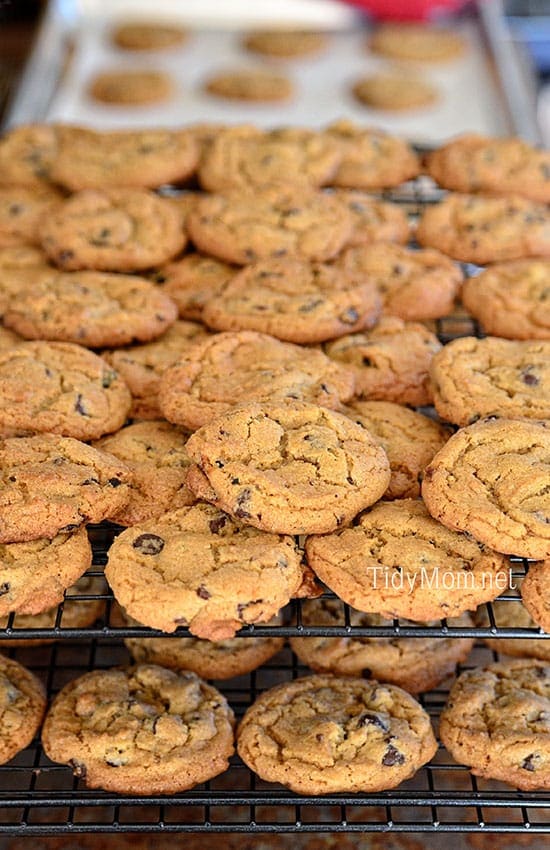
[
  {"left": 0, "top": 341, "right": 131, "bottom": 440},
  {"left": 0, "top": 124, "right": 59, "bottom": 188},
  {"left": 184, "top": 401, "right": 390, "bottom": 535},
  {"left": 105, "top": 502, "right": 304, "bottom": 638},
  {"left": 306, "top": 499, "right": 508, "bottom": 621},
  {"left": 421, "top": 417, "right": 550, "bottom": 559},
  {"left": 41, "top": 664, "right": 234, "bottom": 794},
  {"left": 520, "top": 561, "right": 550, "bottom": 635},
  {"left": 236, "top": 673, "right": 437, "bottom": 794},
  {"left": 158, "top": 331, "right": 355, "bottom": 431},
  {"left": 0, "top": 433, "right": 131, "bottom": 543},
  {"left": 152, "top": 253, "right": 236, "bottom": 322},
  {"left": 0, "top": 653, "right": 46, "bottom": 764},
  {"left": 0, "top": 185, "right": 62, "bottom": 248},
  {"left": 440, "top": 658, "right": 550, "bottom": 791},
  {"left": 331, "top": 190, "right": 409, "bottom": 248},
  {"left": 429, "top": 336, "right": 550, "bottom": 425},
  {"left": 324, "top": 120, "right": 420, "bottom": 189}
]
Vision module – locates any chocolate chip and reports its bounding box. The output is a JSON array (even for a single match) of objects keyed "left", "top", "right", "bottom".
[
  {"left": 108, "top": 478, "right": 122, "bottom": 487},
  {"left": 235, "top": 488, "right": 252, "bottom": 519},
  {"left": 209, "top": 515, "right": 227, "bottom": 534},
  {"left": 132, "top": 533, "right": 165, "bottom": 555},
  {"left": 52, "top": 457, "right": 65, "bottom": 465},
  {"left": 74, "top": 394, "right": 89, "bottom": 416},
  {"left": 520, "top": 369, "right": 539, "bottom": 386},
  {"left": 215, "top": 460, "right": 224, "bottom": 468},
  {"left": 320, "top": 383, "right": 329, "bottom": 393},
  {"left": 231, "top": 477, "right": 240, "bottom": 485},
  {"left": 0, "top": 583, "right": 10, "bottom": 597},
  {"left": 273, "top": 248, "right": 287, "bottom": 257},
  {"left": 358, "top": 711, "right": 389, "bottom": 732},
  {"left": 82, "top": 477, "right": 99, "bottom": 486},
  {"left": 340, "top": 308, "right": 359, "bottom": 324},
  {"left": 197, "top": 585, "right": 211, "bottom": 599},
  {"left": 361, "top": 668, "right": 372, "bottom": 678},
  {"left": 8, "top": 475, "right": 16, "bottom": 482},
  {"left": 362, "top": 356, "right": 373, "bottom": 367},
  {"left": 69, "top": 759, "right": 87, "bottom": 779},
  {"left": 102, "top": 370, "right": 116, "bottom": 389},
  {"left": 244, "top": 249, "right": 257, "bottom": 261},
  {"left": 522, "top": 754, "right": 538, "bottom": 772},
  {"left": 58, "top": 250, "right": 74, "bottom": 264},
  {"left": 150, "top": 272, "right": 166, "bottom": 284},
  {"left": 299, "top": 299, "right": 324, "bottom": 314},
  {"left": 468, "top": 414, "right": 481, "bottom": 424},
  {"left": 382, "top": 744, "right": 405, "bottom": 766}
]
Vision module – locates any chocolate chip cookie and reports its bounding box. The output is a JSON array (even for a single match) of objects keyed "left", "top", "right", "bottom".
[
  {"left": 88, "top": 69, "right": 174, "bottom": 105},
  {"left": 440, "top": 658, "right": 550, "bottom": 791},
  {"left": 352, "top": 73, "right": 439, "bottom": 111},
  {"left": 0, "top": 185, "right": 62, "bottom": 248},
  {"left": 40, "top": 188, "right": 186, "bottom": 272},
  {"left": 337, "top": 243, "right": 462, "bottom": 321},
  {"left": 243, "top": 29, "right": 327, "bottom": 58},
  {"left": 185, "top": 401, "right": 390, "bottom": 535},
  {"left": 429, "top": 337, "right": 550, "bottom": 425},
  {"left": 3, "top": 269, "right": 178, "bottom": 347},
  {"left": 0, "top": 433, "right": 131, "bottom": 542},
  {"left": 0, "top": 653, "right": 46, "bottom": 764},
  {"left": 426, "top": 133, "right": 550, "bottom": 205},
  {"left": 521, "top": 561, "right": 550, "bottom": 634},
  {"left": 237, "top": 673, "right": 437, "bottom": 794},
  {"left": 0, "top": 341, "right": 131, "bottom": 440},
  {"left": 158, "top": 331, "right": 355, "bottom": 430},
  {"left": 332, "top": 190, "right": 410, "bottom": 248},
  {"left": 105, "top": 503, "right": 304, "bottom": 638},
  {"left": 204, "top": 69, "right": 293, "bottom": 102},
  {"left": 151, "top": 253, "right": 236, "bottom": 321},
  {"left": 416, "top": 193, "right": 550, "bottom": 264},
  {"left": 111, "top": 20, "right": 188, "bottom": 51},
  {"left": 475, "top": 580, "right": 550, "bottom": 662},
  {"left": 42, "top": 665, "right": 234, "bottom": 794},
  {"left": 290, "top": 598, "right": 474, "bottom": 693},
  {"left": 94, "top": 420, "right": 195, "bottom": 525},
  {"left": 306, "top": 498, "right": 509, "bottom": 621},
  {"left": 187, "top": 187, "right": 353, "bottom": 265},
  {"left": 201, "top": 257, "right": 381, "bottom": 343},
  {"left": 342, "top": 400, "right": 450, "bottom": 499},
  {"left": 461, "top": 259, "right": 550, "bottom": 340},
  {"left": 422, "top": 417, "right": 550, "bottom": 559},
  {"left": 0, "top": 123, "right": 58, "bottom": 188},
  {"left": 324, "top": 317, "right": 441, "bottom": 407}
]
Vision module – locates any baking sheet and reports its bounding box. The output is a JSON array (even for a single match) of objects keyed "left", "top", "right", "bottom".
[{"left": 44, "top": 15, "right": 508, "bottom": 145}]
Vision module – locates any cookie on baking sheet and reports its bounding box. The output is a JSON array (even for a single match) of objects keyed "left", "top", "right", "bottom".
[
  {"left": 290, "top": 598, "right": 474, "bottom": 694},
  {"left": 416, "top": 193, "right": 550, "bottom": 264},
  {"left": 0, "top": 124, "right": 59, "bottom": 188},
  {"left": 0, "top": 185, "right": 62, "bottom": 248},
  {"left": 40, "top": 188, "right": 186, "bottom": 272},
  {"left": 324, "top": 317, "right": 441, "bottom": 407},
  {"left": 440, "top": 658, "right": 550, "bottom": 791},
  {"left": 422, "top": 418, "right": 550, "bottom": 560},
  {"left": 105, "top": 503, "right": 304, "bottom": 638},
  {"left": 324, "top": 119, "right": 420, "bottom": 190},
  {"left": 0, "top": 433, "right": 131, "bottom": 543},
  {"left": 41, "top": 665, "right": 234, "bottom": 794},
  {"left": 50, "top": 126, "right": 198, "bottom": 191},
  {"left": 461, "top": 259, "right": 550, "bottom": 340},
  {"left": 337, "top": 243, "right": 462, "bottom": 321},
  {"left": 201, "top": 257, "right": 381, "bottom": 343},
  {"left": 103, "top": 320, "right": 209, "bottom": 420},
  {"left": 111, "top": 20, "right": 188, "bottom": 51},
  {"left": 93, "top": 421, "right": 195, "bottom": 526},
  {"left": 151, "top": 253, "right": 236, "bottom": 322},
  {"left": 370, "top": 23, "right": 466, "bottom": 62},
  {"left": 237, "top": 673, "right": 437, "bottom": 794},
  {"left": 426, "top": 134, "right": 550, "bottom": 205},
  {"left": 3, "top": 270, "right": 178, "bottom": 348},
  {"left": 332, "top": 190, "right": 409, "bottom": 248},
  {"left": 204, "top": 68, "right": 293, "bottom": 102},
  {"left": 158, "top": 331, "right": 355, "bottom": 431},
  {"left": 243, "top": 29, "right": 328, "bottom": 58},
  {"left": 187, "top": 187, "right": 353, "bottom": 265},
  {"left": 520, "top": 561, "right": 550, "bottom": 635},
  {"left": 306, "top": 499, "right": 509, "bottom": 621},
  {"left": 185, "top": 401, "right": 390, "bottom": 536},
  {"left": 429, "top": 337, "right": 550, "bottom": 426},
  {"left": 0, "top": 527, "right": 91, "bottom": 616},
  {"left": 197, "top": 126, "right": 341, "bottom": 193},
  {"left": 352, "top": 73, "right": 439, "bottom": 111},
  {"left": 88, "top": 69, "right": 174, "bottom": 105},
  {"left": 342, "top": 400, "right": 450, "bottom": 500},
  {"left": 475, "top": 581, "right": 550, "bottom": 662},
  {"left": 0, "top": 341, "right": 131, "bottom": 440},
  {"left": 0, "top": 654, "right": 46, "bottom": 765}
]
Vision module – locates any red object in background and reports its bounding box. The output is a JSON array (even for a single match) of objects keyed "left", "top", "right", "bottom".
[{"left": 344, "top": 0, "right": 470, "bottom": 20}]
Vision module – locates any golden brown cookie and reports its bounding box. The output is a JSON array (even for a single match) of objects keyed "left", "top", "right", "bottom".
[
  {"left": 185, "top": 401, "right": 390, "bottom": 536},
  {"left": 0, "top": 185, "right": 62, "bottom": 248},
  {"left": 158, "top": 331, "right": 355, "bottom": 430},
  {"left": 440, "top": 658, "right": 550, "bottom": 791},
  {"left": 429, "top": 337, "right": 550, "bottom": 426},
  {"left": 416, "top": 193, "right": 550, "bottom": 264},
  {"left": 337, "top": 243, "right": 462, "bottom": 321},
  {"left": 41, "top": 665, "right": 235, "bottom": 794},
  {"left": 520, "top": 561, "right": 550, "bottom": 634},
  {"left": 105, "top": 503, "right": 305, "bottom": 638},
  {"left": 475, "top": 580, "right": 550, "bottom": 662},
  {"left": 370, "top": 24, "right": 466, "bottom": 63},
  {"left": 0, "top": 653, "right": 46, "bottom": 764},
  {"left": 461, "top": 259, "right": 550, "bottom": 340},
  {"left": 237, "top": 673, "right": 437, "bottom": 794},
  {"left": 0, "top": 433, "right": 131, "bottom": 543},
  {"left": 204, "top": 69, "right": 293, "bottom": 102},
  {"left": 111, "top": 20, "right": 188, "bottom": 51},
  {"left": 0, "top": 326, "right": 23, "bottom": 351},
  {"left": 426, "top": 133, "right": 550, "bottom": 205},
  {"left": 243, "top": 29, "right": 328, "bottom": 58},
  {"left": 342, "top": 400, "right": 450, "bottom": 499},
  {"left": 201, "top": 257, "right": 381, "bottom": 343},
  {"left": 104, "top": 320, "right": 209, "bottom": 420},
  {"left": 332, "top": 190, "right": 410, "bottom": 247},
  {"left": 93, "top": 420, "right": 195, "bottom": 526},
  {"left": 88, "top": 69, "right": 174, "bottom": 105},
  {"left": 306, "top": 499, "right": 509, "bottom": 621},
  {"left": 290, "top": 599, "right": 474, "bottom": 693},
  {"left": 0, "top": 341, "right": 131, "bottom": 440},
  {"left": 324, "top": 316, "right": 441, "bottom": 407},
  {"left": 151, "top": 253, "right": 236, "bottom": 322},
  {"left": 40, "top": 188, "right": 186, "bottom": 272},
  {"left": 0, "top": 123, "right": 59, "bottom": 188},
  {"left": 352, "top": 73, "right": 439, "bottom": 111},
  {"left": 422, "top": 418, "right": 550, "bottom": 560}
]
